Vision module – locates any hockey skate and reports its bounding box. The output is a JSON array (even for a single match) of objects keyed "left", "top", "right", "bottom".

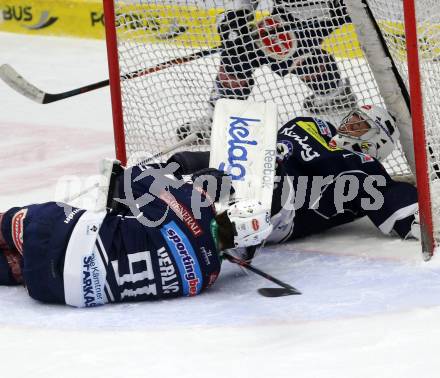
[
  {"left": 303, "top": 79, "right": 358, "bottom": 115},
  {"left": 176, "top": 116, "right": 212, "bottom": 144}
]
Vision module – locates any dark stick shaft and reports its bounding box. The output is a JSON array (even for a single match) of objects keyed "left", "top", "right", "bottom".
[
  {"left": 222, "top": 252, "right": 301, "bottom": 294},
  {"left": 44, "top": 79, "right": 110, "bottom": 103},
  {"left": 43, "top": 47, "right": 220, "bottom": 104}
]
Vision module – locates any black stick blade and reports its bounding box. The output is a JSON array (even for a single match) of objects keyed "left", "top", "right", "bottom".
[{"left": 258, "top": 287, "right": 302, "bottom": 297}]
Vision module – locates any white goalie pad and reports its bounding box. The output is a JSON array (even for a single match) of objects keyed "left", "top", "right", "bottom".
[{"left": 209, "top": 98, "right": 278, "bottom": 211}]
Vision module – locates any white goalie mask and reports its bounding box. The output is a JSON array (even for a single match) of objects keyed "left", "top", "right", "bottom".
[{"left": 329, "top": 105, "right": 399, "bottom": 161}]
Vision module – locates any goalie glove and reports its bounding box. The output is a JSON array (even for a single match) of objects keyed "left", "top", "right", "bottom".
[{"left": 216, "top": 199, "right": 273, "bottom": 249}]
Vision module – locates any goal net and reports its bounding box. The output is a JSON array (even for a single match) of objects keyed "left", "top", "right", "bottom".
[{"left": 103, "top": 0, "right": 440, "bottom": 256}]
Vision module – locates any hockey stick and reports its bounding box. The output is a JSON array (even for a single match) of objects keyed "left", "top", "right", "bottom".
[
  {"left": 0, "top": 47, "right": 220, "bottom": 104},
  {"left": 61, "top": 133, "right": 198, "bottom": 205},
  {"left": 135, "top": 133, "right": 198, "bottom": 166},
  {"left": 222, "top": 251, "right": 302, "bottom": 297}
]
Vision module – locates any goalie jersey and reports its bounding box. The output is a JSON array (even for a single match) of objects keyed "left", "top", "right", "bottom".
[
  {"left": 0, "top": 165, "right": 222, "bottom": 307},
  {"left": 269, "top": 116, "right": 418, "bottom": 243}
]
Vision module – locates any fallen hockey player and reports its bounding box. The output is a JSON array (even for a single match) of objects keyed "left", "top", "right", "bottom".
[{"left": 0, "top": 105, "right": 419, "bottom": 307}]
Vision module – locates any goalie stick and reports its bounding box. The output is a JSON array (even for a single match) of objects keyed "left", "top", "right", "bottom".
[
  {"left": 223, "top": 251, "right": 302, "bottom": 297},
  {"left": 0, "top": 47, "right": 220, "bottom": 104},
  {"left": 135, "top": 133, "right": 198, "bottom": 166}
]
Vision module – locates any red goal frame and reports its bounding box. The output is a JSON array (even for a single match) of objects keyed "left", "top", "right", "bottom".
[
  {"left": 403, "top": 0, "right": 435, "bottom": 259},
  {"left": 103, "top": 0, "right": 127, "bottom": 167}
]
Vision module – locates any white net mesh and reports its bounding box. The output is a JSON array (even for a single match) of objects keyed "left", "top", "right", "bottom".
[{"left": 108, "top": 0, "right": 429, "bottom": 177}]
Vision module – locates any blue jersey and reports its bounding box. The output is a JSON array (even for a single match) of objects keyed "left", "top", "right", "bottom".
[
  {"left": 269, "top": 116, "right": 418, "bottom": 242},
  {"left": 91, "top": 164, "right": 221, "bottom": 306},
  {"left": 1, "top": 165, "right": 222, "bottom": 307}
]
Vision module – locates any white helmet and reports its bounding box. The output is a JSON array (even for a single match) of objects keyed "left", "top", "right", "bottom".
[
  {"left": 329, "top": 105, "right": 399, "bottom": 161},
  {"left": 215, "top": 199, "right": 273, "bottom": 249}
]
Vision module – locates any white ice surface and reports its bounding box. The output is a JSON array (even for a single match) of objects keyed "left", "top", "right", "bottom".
[{"left": 1, "top": 32, "right": 440, "bottom": 378}]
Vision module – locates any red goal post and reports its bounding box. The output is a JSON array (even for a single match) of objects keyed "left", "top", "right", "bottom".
[
  {"left": 103, "top": 0, "right": 127, "bottom": 166},
  {"left": 403, "top": 0, "right": 435, "bottom": 258}
]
